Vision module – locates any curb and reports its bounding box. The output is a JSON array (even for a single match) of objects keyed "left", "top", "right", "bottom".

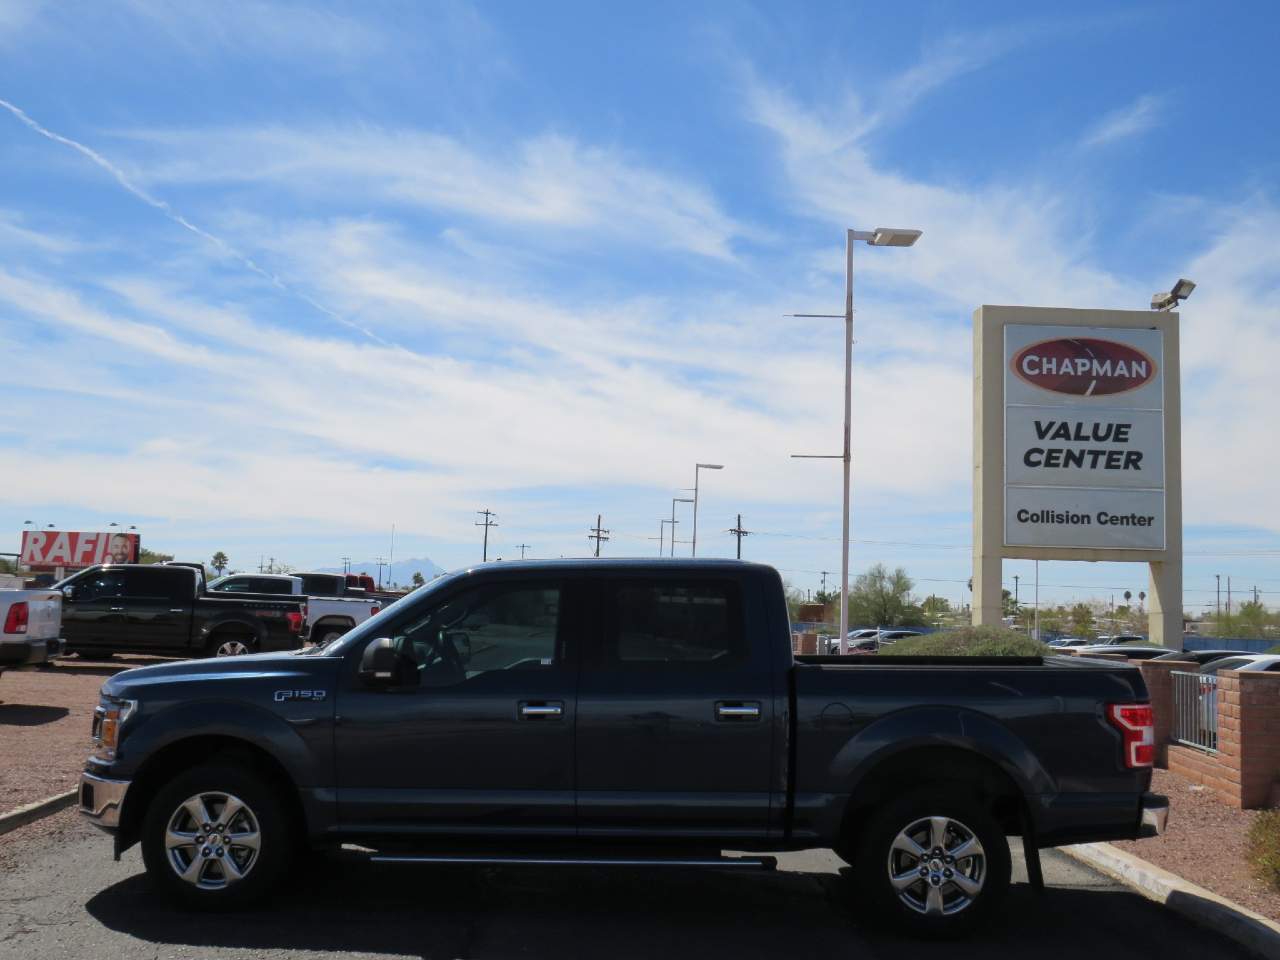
[
  {"left": 1063, "top": 841, "right": 1280, "bottom": 960},
  {"left": 0, "top": 789, "right": 77, "bottom": 837}
]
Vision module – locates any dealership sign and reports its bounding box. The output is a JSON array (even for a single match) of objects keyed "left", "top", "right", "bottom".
[
  {"left": 19, "top": 530, "right": 140, "bottom": 572},
  {"left": 1004, "top": 324, "right": 1165, "bottom": 550}
]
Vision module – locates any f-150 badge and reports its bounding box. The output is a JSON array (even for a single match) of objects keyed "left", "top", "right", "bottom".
[{"left": 274, "top": 690, "right": 327, "bottom": 702}]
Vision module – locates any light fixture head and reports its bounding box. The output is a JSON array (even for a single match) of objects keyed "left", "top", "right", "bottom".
[
  {"left": 697, "top": 463, "right": 724, "bottom": 470},
  {"left": 1171, "top": 278, "right": 1196, "bottom": 300},
  {"left": 1150, "top": 291, "right": 1175, "bottom": 311},
  {"left": 869, "top": 227, "right": 922, "bottom": 247}
]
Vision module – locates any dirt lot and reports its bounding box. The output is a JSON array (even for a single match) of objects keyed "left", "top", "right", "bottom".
[
  {"left": 1115, "top": 767, "right": 1280, "bottom": 921},
  {"left": 0, "top": 656, "right": 168, "bottom": 815}
]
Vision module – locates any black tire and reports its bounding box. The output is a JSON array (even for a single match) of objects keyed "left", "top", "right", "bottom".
[
  {"left": 206, "top": 633, "right": 258, "bottom": 658},
  {"left": 315, "top": 626, "right": 347, "bottom": 646},
  {"left": 141, "top": 762, "right": 294, "bottom": 910},
  {"left": 852, "top": 787, "right": 1010, "bottom": 936}
]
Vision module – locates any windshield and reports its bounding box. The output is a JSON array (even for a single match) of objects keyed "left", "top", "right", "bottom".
[{"left": 300, "top": 568, "right": 468, "bottom": 655}]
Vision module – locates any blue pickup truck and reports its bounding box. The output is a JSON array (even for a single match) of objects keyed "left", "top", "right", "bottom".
[{"left": 79, "top": 559, "right": 1165, "bottom": 934}]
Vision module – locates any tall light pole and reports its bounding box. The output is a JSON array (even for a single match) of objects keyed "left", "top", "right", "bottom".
[
  {"left": 670, "top": 497, "right": 693, "bottom": 557},
  {"left": 789, "top": 227, "right": 922, "bottom": 653},
  {"left": 691, "top": 463, "right": 723, "bottom": 557},
  {"left": 659, "top": 519, "right": 675, "bottom": 556}
]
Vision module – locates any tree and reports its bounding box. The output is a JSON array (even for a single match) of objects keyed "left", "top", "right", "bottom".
[
  {"left": 1002, "top": 589, "right": 1018, "bottom": 617},
  {"left": 138, "top": 547, "right": 174, "bottom": 564},
  {"left": 411, "top": 571, "right": 425, "bottom": 587},
  {"left": 211, "top": 551, "right": 229, "bottom": 576},
  {"left": 1070, "top": 602, "right": 1095, "bottom": 638},
  {"left": 846, "top": 563, "right": 925, "bottom": 628}
]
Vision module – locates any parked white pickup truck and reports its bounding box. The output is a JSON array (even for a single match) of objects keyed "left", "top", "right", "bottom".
[
  {"left": 204, "top": 571, "right": 381, "bottom": 645},
  {"left": 0, "top": 576, "right": 63, "bottom": 674}
]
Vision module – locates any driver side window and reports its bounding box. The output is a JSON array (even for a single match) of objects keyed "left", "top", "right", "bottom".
[{"left": 396, "top": 583, "right": 561, "bottom": 687}]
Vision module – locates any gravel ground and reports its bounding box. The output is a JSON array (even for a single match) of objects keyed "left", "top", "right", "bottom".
[
  {"left": 1114, "top": 767, "right": 1280, "bottom": 920},
  {"left": 0, "top": 656, "right": 168, "bottom": 815}
]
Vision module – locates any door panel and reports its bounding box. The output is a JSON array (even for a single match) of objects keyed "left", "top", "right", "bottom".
[
  {"left": 575, "top": 577, "right": 775, "bottom": 838},
  {"left": 335, "top": 578, "right": 579, "bottom": 834},
  {"left": 61, "top": 570, "right": 127, "bottom": 648},
  {"left": 123, "top": 568, "right": 192, "bottom": 650}
]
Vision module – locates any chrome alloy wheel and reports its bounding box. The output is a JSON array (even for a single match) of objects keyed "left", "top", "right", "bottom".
[
  {"left": 887, "top": 815, "right": 986, "bottom": 916},
  {"left": 215, "top": 638, "right": 251, "bottom": 657},
  {"left": 164, "top": 792, "right": 261, "bottom": 890}
]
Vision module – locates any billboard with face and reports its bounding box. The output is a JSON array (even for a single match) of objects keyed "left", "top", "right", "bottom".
[{"left": 19, "top": 530, "right": 140, "bottom": 571}]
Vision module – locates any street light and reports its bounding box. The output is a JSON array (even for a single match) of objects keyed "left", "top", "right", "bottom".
[
  {"left": 659, "top": 519, "right": 675, "bottom": 556},
  {"left": 789, "top": 226, "right": 922, "bottom": 654},
  {"left": 691, "top": 463, "right": 723, "bottom": 557},
  {"left": 1150, "top": 278, "right": 1195, "bottom": 311},
  {"left": 670, "top": 497, "right": 693, "bottom": 557}
]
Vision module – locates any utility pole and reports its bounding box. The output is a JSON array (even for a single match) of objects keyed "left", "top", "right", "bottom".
[
  {"left": 727, "top": 514, "right": 751, "bottom": 560},
  {"left": 1227, "top": 576, "right": 1232, "bottom": 616},
  {"left": 475, "top": 509, "right": 498, "bottom": 562},
  {"left": 1013, "top": 575, "right": 1020, "bottom": 616},
  {"left": 516, "top": 543, "right": 530, "bottom": 560},
  {"left": 588, "top": 514, "right": 610, "bottom": 557},
  {"left": 820, "top": 571, "right": 830, "bottom": 594},
  {"left": 341, "top": 557, "right": 351, "bottom": 574},
  {"left": 1216, "top": 574, "right": 1221, "bottom": 617},
  {"left": 1254, "top": 585, "right": 1259, "bottom": 605},
  {"left": 374, "top": 557, "right": 387, "bottom": 589}
]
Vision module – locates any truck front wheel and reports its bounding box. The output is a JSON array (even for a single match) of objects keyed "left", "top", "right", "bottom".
[
  {"left": 141, "top": 762, "right": 294, "bottom": 909},
  {"left": 853, "top": 787, "right": 1010, "bottom": 935}
]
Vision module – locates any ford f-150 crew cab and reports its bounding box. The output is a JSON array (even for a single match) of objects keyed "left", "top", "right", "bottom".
[
  {"left": 78, "top": 559, "right": 1166, "bottom": 933},
  {"left": 58, "top": 564, "right": 306, "bottom": 658}
]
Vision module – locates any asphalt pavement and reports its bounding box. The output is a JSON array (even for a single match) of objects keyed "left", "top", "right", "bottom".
[{"left": 0, "top": 816, "right": 1255, "bottom": 960}]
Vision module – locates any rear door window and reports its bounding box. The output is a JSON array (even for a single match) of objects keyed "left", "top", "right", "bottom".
[{"left": 603, "top": 580, "right": 745, "bottom": 666}]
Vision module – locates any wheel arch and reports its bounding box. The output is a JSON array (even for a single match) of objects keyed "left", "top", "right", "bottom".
[{"left": 198, "top": 615, "right": 267, "bottom": 649}]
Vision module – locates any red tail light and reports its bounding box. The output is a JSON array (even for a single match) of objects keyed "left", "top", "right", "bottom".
[
  {"left": 1107, "top": 703, "right": 1155, "bottom": 768},
  {"left": 286, "top": 611, "right": 304, "bottom": 634},
  {"left": 370, "top": 606, "right": 380, "bottom": 616},
  {"left": 3, "top": 601, "right": 29, "bottom": 634}
]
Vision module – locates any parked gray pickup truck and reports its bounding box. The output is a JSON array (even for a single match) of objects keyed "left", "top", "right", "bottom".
[{"left": 79, "top": 559, "right": 1165, "bottom": 934}]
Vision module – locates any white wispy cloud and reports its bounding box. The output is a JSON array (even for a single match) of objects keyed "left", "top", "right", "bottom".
[
  {"left": 118, "top": 126, "right": 751, "bottom": 261},
  {"left": 1079, "top": 93, "right": 1165, "bottom": 149}
]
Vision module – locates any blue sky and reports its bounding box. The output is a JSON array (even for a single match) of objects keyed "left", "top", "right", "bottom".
[{"left": 1, "top": 1, "right": 1278, "bottom": 611}]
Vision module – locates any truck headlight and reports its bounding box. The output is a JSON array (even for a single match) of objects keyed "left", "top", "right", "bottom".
[{"left": 92, "top": 695, "right": 137, "bottom": 761}]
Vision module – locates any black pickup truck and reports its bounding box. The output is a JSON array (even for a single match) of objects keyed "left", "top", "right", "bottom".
[
  {"left": 78, "top": 559, "right": 1165, "bottom": 933},
  {"left": 58, "top": 564, "right": 306, "bottom": 659}
]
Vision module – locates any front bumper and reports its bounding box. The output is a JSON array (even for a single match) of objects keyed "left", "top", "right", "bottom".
[
  {"left": 79, "top": 772, "right": 130, "bottom": 831},
  {"left": 1139, "top": 792, "right": 1169, "bottom": 838}
]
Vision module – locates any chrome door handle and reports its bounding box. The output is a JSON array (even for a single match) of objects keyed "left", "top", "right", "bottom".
[
  {"left": 168, "top": 608, "right": 184, "bottom": 613},
  {"left": 716, "top": 702, "right": 761, "bottom": 721},
  {"left": 108, "top": 606, "right": 124, "bottom": 612},
  {"left": 519, "top": 701, "right": 564, "bottom": 719}
]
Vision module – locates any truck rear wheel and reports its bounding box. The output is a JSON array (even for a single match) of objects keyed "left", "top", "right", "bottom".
[
  {"left": 853, "top": 787, "right": 1010, "bottom": 935},
  {"left": 208, "top": 633, "right": 257, "bottom": 658},
  {"left": 141, "top": 762, "right": 293, "bottom": 909}
]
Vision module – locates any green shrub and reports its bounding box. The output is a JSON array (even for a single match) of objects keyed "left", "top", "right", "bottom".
[
  {"left": 887, "top": 626, "right": 1050, "bottom": 657},
  {"left": 1248, "top": 810, "right": 1280, "bottom": 893},
  {"left": 1266, "top": 643, "right": 1280, "bottom": 655}
]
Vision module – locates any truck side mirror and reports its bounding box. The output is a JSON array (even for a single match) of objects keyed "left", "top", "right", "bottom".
[
  {"left": 358, "top": 638, "right": 417, "bottom": 688},
  {"left": 62, "top": 586, "right": 75, "bottom": 602}
]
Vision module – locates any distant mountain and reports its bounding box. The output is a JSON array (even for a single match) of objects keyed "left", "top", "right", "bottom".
[{"left": 315, "top": 557, "right": 446, "bottom": 588}]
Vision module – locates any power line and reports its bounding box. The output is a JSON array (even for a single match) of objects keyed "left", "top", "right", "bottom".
[
  {"left": 588, "top": 514, "right": 610, "bottom": 558},
  {"left": 475, "top": 509, "right": 498, "bottom": 562}
]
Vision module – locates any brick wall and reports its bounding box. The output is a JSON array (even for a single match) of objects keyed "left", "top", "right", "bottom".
[
  {"left": 792, "top": 632, "right": 818, "bottom": 655},
  {"left": 1136, "top": 659, "right": 1196, "bottom": 767},
  {"left": 1231, "top": 672, "right": 1280, "bottom": 808},
  {"left": 1153, "top": 667, "right": 1280, "bottom": 809}
]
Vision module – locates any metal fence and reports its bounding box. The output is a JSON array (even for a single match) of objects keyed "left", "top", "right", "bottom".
[{"left": 1171, "top": 670, "right": 1218, "bottom": 751}]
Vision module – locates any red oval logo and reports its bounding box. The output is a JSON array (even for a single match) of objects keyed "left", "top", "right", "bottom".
[{"left": 1011, "top": 338, "right": 1156, "bottom": 396}]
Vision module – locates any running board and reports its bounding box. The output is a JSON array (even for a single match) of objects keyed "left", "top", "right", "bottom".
[{"left": 365, "top": 852, "right": 777, "bottom": 870}]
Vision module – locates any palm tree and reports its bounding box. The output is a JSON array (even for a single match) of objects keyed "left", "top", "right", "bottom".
[{"left": 211, "top": 551, "right": 229, "bottom": 576}]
